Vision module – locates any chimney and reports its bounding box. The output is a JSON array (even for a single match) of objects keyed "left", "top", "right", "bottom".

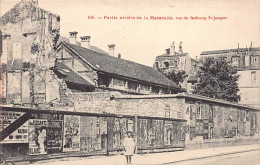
[
  {"left": 179, "top": 42, "right": 183, "bottom": 53},
  {"left": 170, "top": 41, "right": 175, "bottom": 55},
  {"left": 108, "top": 44, "right": 115, "bottom": 56},
  {"left": 118, "top": 53, "right": 121, "bottom": 59},
  {"left": 69, "top": 31, "right": 78, "bottom": 45},
  {"left": 80, "top": 36, "right": 91, "bottom": 48},
  {"left": 165, "top": 48, "right": 170, "bottom": 55},
  {"left": 250, "top": 41, "right": 252, "bottom": 49}
]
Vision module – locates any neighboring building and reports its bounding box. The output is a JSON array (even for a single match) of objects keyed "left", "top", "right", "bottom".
[
  {"left": 54, "top": 33, "right": 181, "bottom": 95},
  {"left": 200, "top": 45, "right": 260, "bottom": 108},
  {"left": 0, "top": 0, "right": 62, "bottom": 108},
  {"left": 153, "top": 41, "right": 198, "bottom": 92}
]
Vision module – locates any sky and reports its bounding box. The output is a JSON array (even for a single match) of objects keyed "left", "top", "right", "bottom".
[{"left": 1, "top": 0, "right": 260, "bottom": 67}]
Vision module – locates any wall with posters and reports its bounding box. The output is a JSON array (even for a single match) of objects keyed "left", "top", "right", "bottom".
[
  {"left": 47, "top": 120, "right": 63, "bottom": 154},
  {"left": 80, "top": 116, "right": 107, "bottom": 153},
  {"left": 137, "top": 119, "right": 185, "bottom": 150},
  {"left": 63, "top": 115, "right": 80, "bottom": 152},
  {"left": 185, "top": 98, "right": 259, "bottom": 143},
  {"left": 0, "top": 112, "right": 28, "bottom": 144},
  {"left": 28, "top": 119, "right": 48, "bottom": 155}
]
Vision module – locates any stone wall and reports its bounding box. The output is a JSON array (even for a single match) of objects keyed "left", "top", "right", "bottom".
[
  {"left": 185, "top": 98, "right": 260, "bottom": 142},
  {"left": 0, "top": 1, "right": 62, "bottom": 109},
  {"left": 115, "top": 98, "right": 185, "bottom": 119}
]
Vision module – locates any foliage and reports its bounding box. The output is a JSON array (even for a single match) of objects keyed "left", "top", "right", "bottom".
[
  {"left": 159, "top": 69, "right": 187, "bottom": 87},
  {"left": 193, "top": 57, "right": 240, "bottom": 102}
]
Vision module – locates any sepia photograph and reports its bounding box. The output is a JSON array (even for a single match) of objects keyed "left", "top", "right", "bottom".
[{"left": 0, "top": 0, "right": 260, "bottom": 165}]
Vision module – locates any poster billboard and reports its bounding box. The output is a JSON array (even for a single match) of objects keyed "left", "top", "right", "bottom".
[
  {"left": 0, "top": 112, "right": 28, "bottom": 144},
  {"left": 47, "top": 120, "right": 63, "bottom": 154},
  {"left": 63, "top": 115, "right": 80, "bottom": 152},
  {"left": 28, "top": 119, "right": 48, "bottom": 155}
]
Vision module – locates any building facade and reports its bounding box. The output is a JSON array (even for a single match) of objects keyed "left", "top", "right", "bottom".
[
  {"left": 55, "top": 34, "right": 181, "bottom": 95},
  {"left": 0, "top": 0, "right": 62, "bottom": 109},
  {"left": 200, "top": 46, "right": 260, "bottom": 108},
  {"left": 153, "top": 41, "right": 199, "bottom": 92}
]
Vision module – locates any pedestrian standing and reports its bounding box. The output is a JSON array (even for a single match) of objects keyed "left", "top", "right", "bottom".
[{"left": 123, "top": 131, "right": 136, "bottom": 164}]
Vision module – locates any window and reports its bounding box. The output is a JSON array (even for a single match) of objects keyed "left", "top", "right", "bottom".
[
  {"left": 165, "top": 104, "right": 170, "bottom": 118},
  {"left": 251, "top": 71, "right": 256, "bottom": 83},
  {"left": 197, "top": 102, "right": 202, "bottom": 119},
  {"left": 232, "top": 57, "right": 238, "bottom": 62},
  {"left": 164, "top": 61, "right": 170, "bottom": 68},
  {"left": 251, "top": 56, "right": 258, "bottom": 64},
  {"left": 231, "top": 56, "right": 239, "bottom": 66}
]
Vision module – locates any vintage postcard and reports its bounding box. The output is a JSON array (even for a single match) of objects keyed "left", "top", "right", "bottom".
[{"left": 0, "top": 0, "right": 260, "bottom": 165}]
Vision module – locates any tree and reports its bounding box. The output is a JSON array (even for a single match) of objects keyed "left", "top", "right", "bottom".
[
  {"left": 193, "top": 57, "right": 240, "bottom": 102},
  {"left": 159, "top": 69, "right": 187, "bottom": 88}
]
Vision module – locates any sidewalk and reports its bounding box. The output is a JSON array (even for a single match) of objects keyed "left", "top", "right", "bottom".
[{"left": 31, "top": 144, "right": 260, "bottom": 165}]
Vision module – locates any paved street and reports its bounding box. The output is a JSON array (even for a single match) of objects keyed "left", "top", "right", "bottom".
[
  {"left": 29, "top": 144, "right": 260, "bottom": 165},
  {"left": 167, "top": 149, "right": 260, "bottom": 165}
]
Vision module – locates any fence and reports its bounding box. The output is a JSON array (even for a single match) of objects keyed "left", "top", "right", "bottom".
[{"left": 0, "top": 106, "right": 186, "bottom": 161}]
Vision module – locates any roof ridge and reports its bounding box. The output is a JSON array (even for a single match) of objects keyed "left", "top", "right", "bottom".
[
  {"left": 62, "top": 42, "right": 179, "bottom": 89},
  {"left": 64, "top": 42, "right": 162, "bottom": 71},
  {"left": 201, "top": 47, "right": 260, "bottom": 54}
]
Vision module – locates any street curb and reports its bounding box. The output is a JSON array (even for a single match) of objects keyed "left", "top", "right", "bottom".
[{"left": 161, "top": 147, "right": 260, "bottom": 165}]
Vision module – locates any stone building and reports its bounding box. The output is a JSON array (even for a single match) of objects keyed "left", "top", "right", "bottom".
[
  {"left": 54, "top": 33, "right": 181, "bottom": 95},
  {"left": 153, "top": 41, "right": 198, "bottom": 92},
  {"left": 200, "top": 45, "right": 260, "bottom": 108},
  {"left": 0, "top": 0, "right": 63, "bottom": 109}
]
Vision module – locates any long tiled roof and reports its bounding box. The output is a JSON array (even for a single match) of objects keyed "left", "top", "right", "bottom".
[
  {"left": 61, "top": 42, "right": 180, "bottom": 89},
  {"left": 58, "top": 36, "right": 109, "bottom": 55},
  {"left": 201, "top": 47, "right": 260, "bottom": 55}
]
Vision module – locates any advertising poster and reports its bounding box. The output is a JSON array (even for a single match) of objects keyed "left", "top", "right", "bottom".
[
  {"left": 63, "top": 115, "right": 80, "bottom": 152},
  {"left": 28, "top": 119, "right": 48, "bottom": 155},
  {"left": 47, "top": 120, "right": 63, "bottom": 154},
  {"left": 80, "top": 116, "right": 107, "bottom": 152},
  {"left": 0, "top": 112, "right": 28, "bottom": 144},
  {"left": 164, "top": 121, "right": 173, "bottom": 146}
]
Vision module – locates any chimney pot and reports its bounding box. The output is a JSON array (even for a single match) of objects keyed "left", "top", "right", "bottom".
[
  {"left": 170, "top": 41, "right": 175, "bottom": 55},
  {"left": 69, "top": 31, "right": 78, "bottom": 45},
  {"left": 108, "top": 44, "right": 115, "bottom": 56},
  {"left": 118, "top": 53, "right": 121, "bottom": 59},
  {"left": 80, "top": 36, "right": 91, "bottom": 48},
  {"left": 179, "top": 41, "right": 183, "bottom": 53},
  {"left": 165, "top": 48, "right": 170, "bottom": 55}
]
